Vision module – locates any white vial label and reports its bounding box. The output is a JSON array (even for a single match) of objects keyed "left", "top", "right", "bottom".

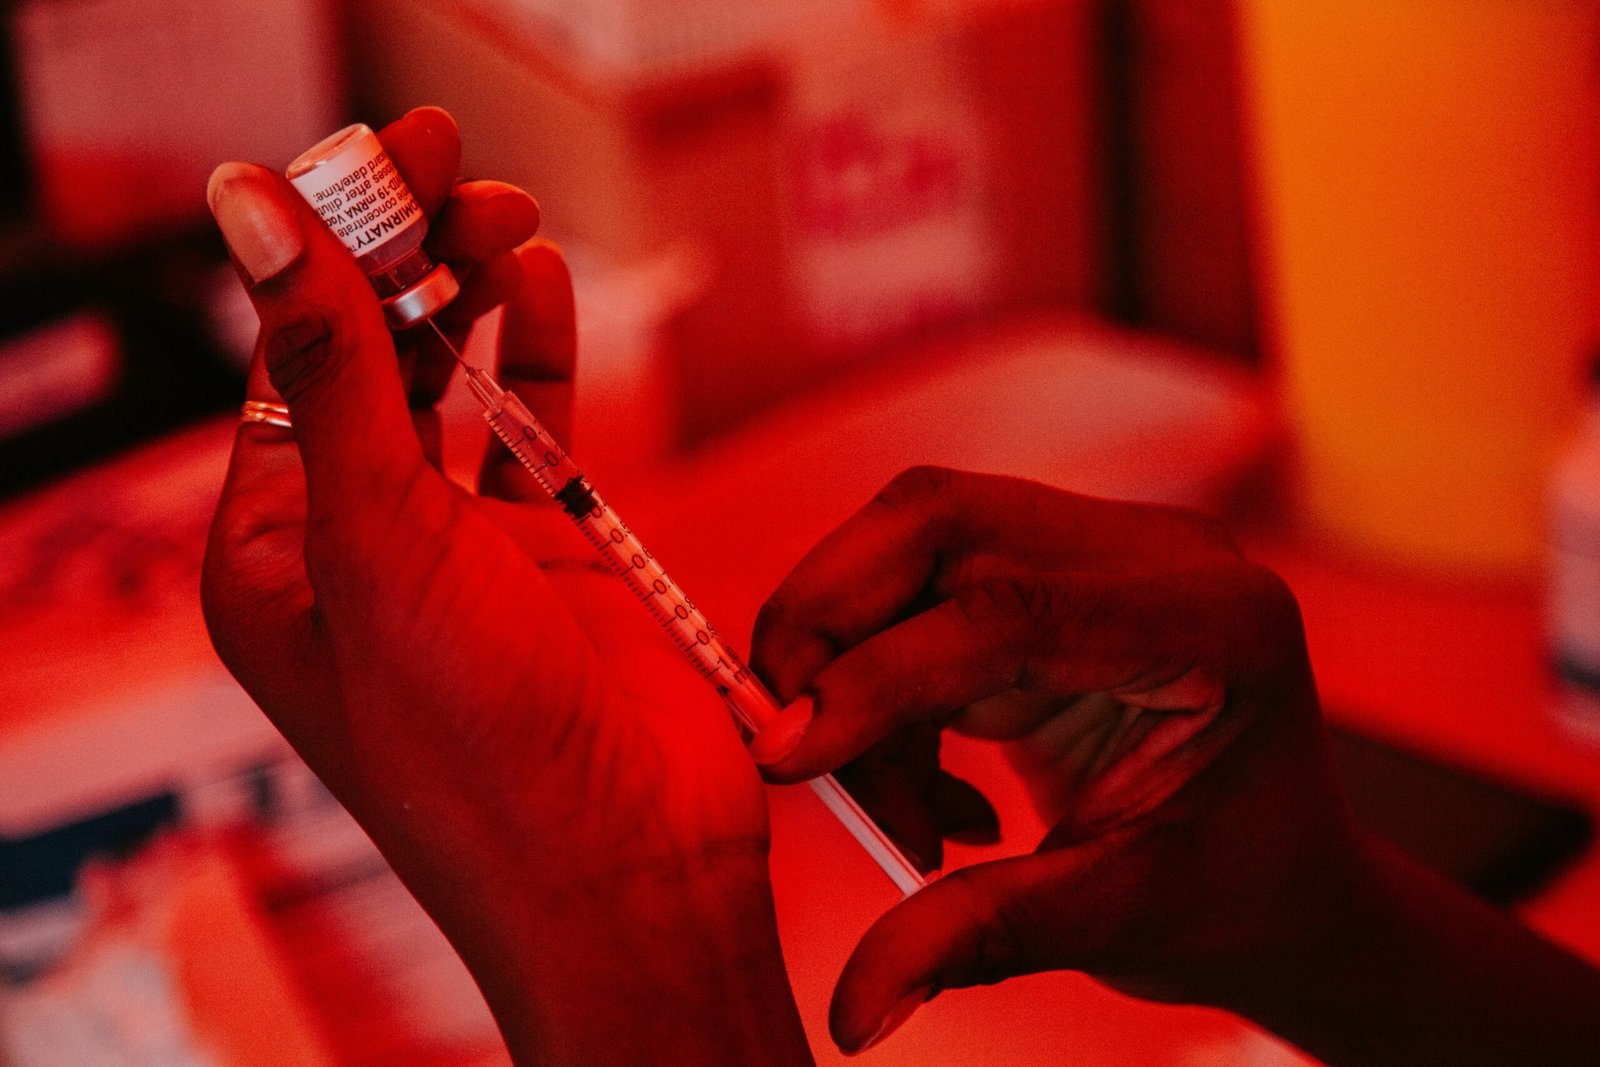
[{"left": 288, "top": 128, "right": 421, "bottom": 259}]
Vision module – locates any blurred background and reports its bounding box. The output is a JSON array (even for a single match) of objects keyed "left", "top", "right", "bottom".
[{"left": 1, "top": 1, "right": 1598, "bottom": 1064}]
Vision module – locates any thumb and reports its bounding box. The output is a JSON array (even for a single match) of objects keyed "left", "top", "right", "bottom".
[
  {"left": 830, "top": 850, "right": 1102, "bottom": 1055},
  {"left": 206, "top": 162, "right": 423, "bottom": 523}
]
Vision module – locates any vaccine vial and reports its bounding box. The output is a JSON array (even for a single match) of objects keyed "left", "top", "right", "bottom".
[{"left": 285, "top": 123, "right": 459, "bottom": 329}]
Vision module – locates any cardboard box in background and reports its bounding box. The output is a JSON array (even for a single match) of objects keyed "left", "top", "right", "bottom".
[
  {"left": 9, "top": 0, "right": 341, "bottom": 251},
  {"left": 350, "top": 0, "right": 1103, "bottom": 443}
]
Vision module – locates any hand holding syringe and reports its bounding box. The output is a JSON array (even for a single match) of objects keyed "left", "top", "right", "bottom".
[{"left": 286, "top": 123, "right": 927, "bottom": 896}]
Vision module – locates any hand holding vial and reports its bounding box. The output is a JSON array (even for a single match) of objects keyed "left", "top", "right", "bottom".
[{"left": 202, "top": 108, "right": 812, "bottom": 1066}]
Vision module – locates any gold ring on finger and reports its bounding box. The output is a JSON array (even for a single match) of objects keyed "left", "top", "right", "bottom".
[{"left": 240, "top": 400, "right": 293, "bottom": 430}]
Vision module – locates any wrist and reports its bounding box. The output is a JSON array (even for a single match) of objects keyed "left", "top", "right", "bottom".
[
  {"left": 1212, "top": 831, "right": 1395, "bottom": 1023},
  {"left": 1191, "top": 825, "right": 1395, "bottom": 1033},
  {"left": 1218, "top": 834, "right": 1600, "bottom": 1065},
  {"left": 434, "top": 845, "right": 814, "bottom": 1066}
]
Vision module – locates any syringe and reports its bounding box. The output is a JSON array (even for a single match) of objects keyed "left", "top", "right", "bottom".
[{"left": 428, "top": 321, "right": 929, "bottom": 897}]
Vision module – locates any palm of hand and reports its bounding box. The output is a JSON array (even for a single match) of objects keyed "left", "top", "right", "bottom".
[{"left": 210, "top": 455, "right": 766, "bottom": 885}]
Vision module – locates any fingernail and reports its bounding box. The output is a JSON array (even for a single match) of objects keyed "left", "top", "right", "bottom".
[
  {"left": 207, "top": 162, "right": 303, "bottom": 284},
  {"left": 842, "top": 985, "right": 931, "bottom": 1056},
  {"left": 749, "top": 696, "right": 813, "bottom": 766}
]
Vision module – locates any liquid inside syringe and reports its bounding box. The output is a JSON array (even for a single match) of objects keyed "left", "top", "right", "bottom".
[{"left": 437, "top": 323, "right": 927, "bottom": 896}]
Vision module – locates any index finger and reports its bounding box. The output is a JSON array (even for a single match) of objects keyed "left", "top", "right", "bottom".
[
  {"left": 750, "top": 467, "right": 959, "bottom": 702},
  {"left": 751, "top": 467, "right": 1053, "bottom": 701},
  {"left": 376, "top": 106, "right": 461, "bottom": 218},
  {"left": 755, "top": 568, "right": 1244, "bottom": 785},
  {"left": 749, "top": 467, "right": 1238, "bottom": 702}
]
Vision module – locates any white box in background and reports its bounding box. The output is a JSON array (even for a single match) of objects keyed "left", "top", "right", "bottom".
[
  {"left": 783, "top": 24, "right": 999, "bottom": 353},
  {"left": 478, "top": 0, "right": 865, "bottom": 75}
]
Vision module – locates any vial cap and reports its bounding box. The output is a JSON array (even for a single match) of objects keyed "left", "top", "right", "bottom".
[
  {"left": 382, "top": 263, "right": 460, "bottom": 329},
  {"left": 286, "top": 124, "right": 375, "bottom": 180}
]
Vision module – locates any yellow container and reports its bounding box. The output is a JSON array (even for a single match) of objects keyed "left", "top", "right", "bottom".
[{"left": 1239, "top": 1, "right": 1599, "bottom": 574}]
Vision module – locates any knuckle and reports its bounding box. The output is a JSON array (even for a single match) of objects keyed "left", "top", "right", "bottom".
[
  {"left": 750, "top": 595, "right": 799, "bottom": 662},
  {"left": 968, "top": 574, "right": 1056, "bottom": 628},
  {"left": 752, "top": 594, "right": 793, "bottom": 642},
  {"left": 1206, "top": 561, "right": 1309, "bottom": 690},
  {"left": 261, "top": 305, "right": 350, "bottom": 406},
  {"left": 1185, "top": 512, "right": 1240, "bottom": 556},
  {"left": 959, "top": 575, "right": 1057, "bottom": 666},
  {"left": 1143, "top": 502, "right": 1241, "bottom": 557},
  {"left": 877, "top": 465, "right": 959, "bottom": 514},
  {"left": 937, "top": 868, "right": 1031, "bottom": 987},
  {"left": 1231, "top": 562, "right": 1303, "bottom": 636}
]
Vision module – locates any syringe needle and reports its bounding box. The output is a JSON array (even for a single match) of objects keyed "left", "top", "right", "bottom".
[{"left": 425, "top": 318, "right": 468, "bottom": 365}]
